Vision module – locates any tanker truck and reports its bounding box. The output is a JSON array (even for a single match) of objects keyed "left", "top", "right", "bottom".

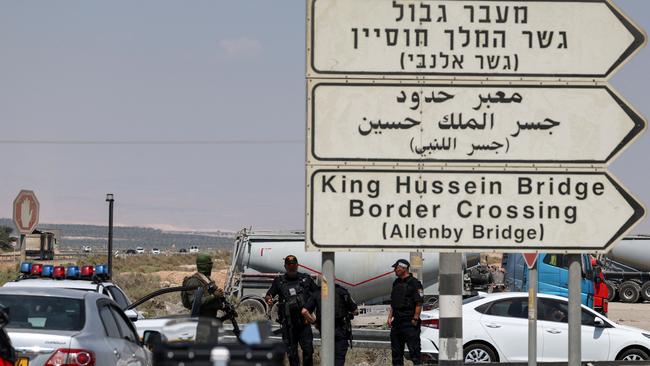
[
  {"left": 223, "top": 228, "right": 479, "bottom": 316},
  {"left": 600, "top": 235, "right": 650, "bottom": 303}
]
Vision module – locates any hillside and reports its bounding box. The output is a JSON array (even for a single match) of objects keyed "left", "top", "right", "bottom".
[{"left": 0, "top": 218, "right": 235, "bottom": 251}]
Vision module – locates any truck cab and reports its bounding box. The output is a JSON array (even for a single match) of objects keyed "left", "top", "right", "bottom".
[{"left": 503, "top": 253, "right": 595, "bottom": 308}]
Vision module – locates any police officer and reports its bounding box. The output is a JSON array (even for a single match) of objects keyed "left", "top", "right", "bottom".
[
  {"left": 181, "top": 254, "right": 225, "bottom": 342},
  {"left": 387, "top": 259, "right": 423, "bottom": 366},
  {"left": 332, "top": 284, "right": 358, "bottom": 366},
  {"left": 265, "top": 255, "right": 319, "bottom": 366}
]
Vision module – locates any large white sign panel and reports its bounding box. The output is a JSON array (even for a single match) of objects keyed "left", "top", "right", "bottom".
[
  {"left": 309, "top": 82, "right": 646, "bottom": 164},
  {"left": 308, "top": 0, "right": 646, "bottom": 79},
  {"left": 306, "top": 169, "right": 645, "bottom": 252}
]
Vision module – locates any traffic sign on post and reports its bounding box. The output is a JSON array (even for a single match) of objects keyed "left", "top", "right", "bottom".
[
  {"left": 523, "top": 253, "right": 539, "bottom": 270},
  {"left": 308, "top": 0, "right": 646, "bottom": 79},
  {"left": 309, "top": 82, "right": 646, "bottom": 164},
  {"left": 306, "top": 168, "right": 644, "bottom": 253},
  {"left": 12, "top": 190, "right": 39, "bottom": 235}
]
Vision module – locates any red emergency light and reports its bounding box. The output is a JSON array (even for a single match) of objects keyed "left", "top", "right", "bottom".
[
  {"left": 80, "top": 266, "right": 94, "bottom": 278},
  {"left": 53, "top": 266, "right": 66, "bottom": 279},
  {"left": 30, "top": 263, "right": 43, "bottom": 276}
]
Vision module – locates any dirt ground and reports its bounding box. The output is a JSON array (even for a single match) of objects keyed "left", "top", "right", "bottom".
[{"left": 608, "top": 301, "right": 650, "bottom": 330}]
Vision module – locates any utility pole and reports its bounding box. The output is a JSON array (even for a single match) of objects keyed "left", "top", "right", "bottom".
[{"left": 106, "top": 194, "right": 114, "bottom": 279}]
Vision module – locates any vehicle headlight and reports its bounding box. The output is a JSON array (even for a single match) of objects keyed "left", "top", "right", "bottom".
[{"left": 642, "top": 333, "right": 650, "bottom": 340}]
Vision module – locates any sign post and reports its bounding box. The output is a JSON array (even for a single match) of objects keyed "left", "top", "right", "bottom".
[
  {"left": 12, "top": 190, "right": 40, "bottom": 262},
  {"left": 524, "top": 254, "right": 539, "bottom": 366},
  {"left": 305, "top": 1, "right": 646, "bottom": 364}
]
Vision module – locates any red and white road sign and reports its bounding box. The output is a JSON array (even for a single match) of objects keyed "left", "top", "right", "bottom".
[
  {"left": 522, "top": 253, "right": 538, "bottom": 269},
  {"left": 12, "top": 190, "right": 39, "bottom": 235}
]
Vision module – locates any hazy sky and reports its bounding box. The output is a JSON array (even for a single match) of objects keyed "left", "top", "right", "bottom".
[{"left": 1, "top": 1, "right": 649, "bottom": 234}]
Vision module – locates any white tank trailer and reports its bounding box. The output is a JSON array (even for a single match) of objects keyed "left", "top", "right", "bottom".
[
  {"left": 601, "top": 235, "right": 650, "bottom": 303},
  {"left": 224, "top": 229, "right": 479, "bottom": 314}
]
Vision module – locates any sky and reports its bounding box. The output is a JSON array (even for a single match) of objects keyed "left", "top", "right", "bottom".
[{"left": 0, "top": 1, "right": 649, "bottom": 234}]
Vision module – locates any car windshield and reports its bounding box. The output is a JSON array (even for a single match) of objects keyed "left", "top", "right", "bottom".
[{"left": 0, "top": 295, "right": 85, "bottom": 331}]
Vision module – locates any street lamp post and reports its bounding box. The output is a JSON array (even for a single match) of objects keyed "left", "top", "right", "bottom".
[{"left": 106, "top": 194, "right": 114, "bottom": 279}]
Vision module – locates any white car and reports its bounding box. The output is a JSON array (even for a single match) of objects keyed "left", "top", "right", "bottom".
[
  {"left": 151, "top": 248, "right": 160, "bottom": 255},
  {"left": 420, "top": 292, "right": 650, "bottom": 363},
  {"left": 136, "top": 247, "right": 145, "bottom": 254},
  {"left": 189, "top": 246, "right": 199, "bottom": 253}
]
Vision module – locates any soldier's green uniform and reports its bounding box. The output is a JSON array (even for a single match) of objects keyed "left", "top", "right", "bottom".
[{"left": 181, "top": 254, "right": 224, "bottom": 343}]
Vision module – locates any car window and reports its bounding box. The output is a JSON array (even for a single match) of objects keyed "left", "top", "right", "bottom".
[
  {"left": 484, "top": 298, "right": 528, "bottom": 319},
  {"left": 106, "top": 286, "right": 130, "bottom": 309},
  {"left": 543, "top": 254, "right": 569, "bottom": 269},
  {"left": 99, "top": 304, "right": 121, "bottom": 338},
  {"left": 0, "top": 295, "right": 84, "bottom": 331},
  {"left": 539, "top": 298, "right": 569, "bottom": 323},
  {"left": 110, "top": 306, "right": 138, "bottom": 343}
]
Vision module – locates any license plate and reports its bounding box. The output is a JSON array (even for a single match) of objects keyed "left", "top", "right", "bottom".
[{"left": 15, "top": 357, "right": 28, "bottom": 366}]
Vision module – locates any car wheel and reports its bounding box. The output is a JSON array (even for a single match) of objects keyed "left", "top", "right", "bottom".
[
  {"left": 641, "top": 282, "right": 650, "bottom": 302},
  {"left": 237, "top": 298, "right": 266, "bottom": 317},
  {"left": 617, "top": 348, "right": 650, "bottom": 361},
  {"left": 464, "top": 343, "right": 497, "bottom": 363},
  {"left": 605, "top": 281, "right": 618, "bottom": 302},
  {"left": 619, "top": 281, "right": 641, "bottom": 303}
]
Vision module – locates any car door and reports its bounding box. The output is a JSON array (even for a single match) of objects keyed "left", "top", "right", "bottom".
[
  {"left": 98, "top": 302, "right": 134, "bottom": 366},
  {"left": 109, "top": 305, "right": 150, "bottom": 366},
  {"left": 539, "top": 298, "right": 610, "bottom": 362},
  {"left": 477, "top": 297, "right": 543, "bottom": 362}
]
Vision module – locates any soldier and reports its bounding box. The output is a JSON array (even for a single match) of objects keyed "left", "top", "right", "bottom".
[
  {"left": 387, "top": 259, "right": 423, "bottom": 366},
  {"left": 181, "top": 254, "right": 225, "bottom": 342},
  {"left": 265, "top": 255, "right": 319, "bottom": 366}
]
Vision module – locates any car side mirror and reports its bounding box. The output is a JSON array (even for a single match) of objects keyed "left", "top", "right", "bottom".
[
  {"left": 143, "top": 330, "right": 163, "bottom": 351},
  {"left": 124, "top": 309, "right": 139, "bottom": 322},
  {"left": 594, "top": 317, "right": 605, "bottom": 328}
]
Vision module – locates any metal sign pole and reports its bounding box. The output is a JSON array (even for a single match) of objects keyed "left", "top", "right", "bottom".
[
  {"left": 568, "top": 255, "right": 582, "bottom": 366},
  {"left": 439, "top": 252, "right": 463, "bottom": 366},
  {"left": 19, "top": 234, "right": 25, "bottom": 262},
  {"left": 528, "top": 262, "right": 538, "bottom": 366},
  {"left": 410, "top": 252, "right": 423, "bottom": 281},
  {"left": 321, "top": 252, "right": 335, "bottom": 366}
]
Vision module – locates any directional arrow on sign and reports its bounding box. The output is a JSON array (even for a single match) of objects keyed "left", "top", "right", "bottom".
[
  {"left": 308, "top": 0, "right": 646, "bottom": 79},
  {"left": 307, "top": 169, "right": 645, "bottom": 253},
  {"left": 309, "top": 82, "right": 646, "bottom": 164}
]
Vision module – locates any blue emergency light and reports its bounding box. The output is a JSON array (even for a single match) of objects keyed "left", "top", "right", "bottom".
[
  {"left": 95, "top": 264, "right": 108, "bottom": 277},
  {"left": 20, "top": 262, "right": 32, "bottom": 274},
  {"left": 66, "top": 266, "right": 80, "bottom": 279},
  {"left": 42, "top": 265, "right": 54, "bottom": 277}
]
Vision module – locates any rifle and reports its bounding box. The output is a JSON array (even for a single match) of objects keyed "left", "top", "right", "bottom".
[{"left": 204, "top": 282, "right": 241, "bottom": 338}]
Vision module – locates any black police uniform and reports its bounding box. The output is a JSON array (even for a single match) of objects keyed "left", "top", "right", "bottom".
[
  {"left": 266, "top": 272, "right": 319, "bottom": 366},
  {"left": 314, "top": 284, "right": 358, "bottom": 366},
  {"left": 390, "top": 274, "right": 423, "bottom": 366},
  {"left": 333, "top": 284, "right": 357, "bottom": 366}
]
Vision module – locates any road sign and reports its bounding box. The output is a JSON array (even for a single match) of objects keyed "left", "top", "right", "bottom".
[
  {"left": 523, "top": 253, "right": 538, "bottom": 269},
  {"left": 307, "top": 0, "right": 646, "bottom": 79},
  {"left": 306, "top": 168, "right": 644, "bottom": 252},
  {"left": 12, "top": 190, "right": 39, "bottom": 235},
  {"left": 309, "top": 82, "right": 645, "bottom": 164}
]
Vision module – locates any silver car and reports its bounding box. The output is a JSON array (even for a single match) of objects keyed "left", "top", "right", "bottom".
[{"left": 0, "top": 287, "right": 151, "bottom": 366}]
